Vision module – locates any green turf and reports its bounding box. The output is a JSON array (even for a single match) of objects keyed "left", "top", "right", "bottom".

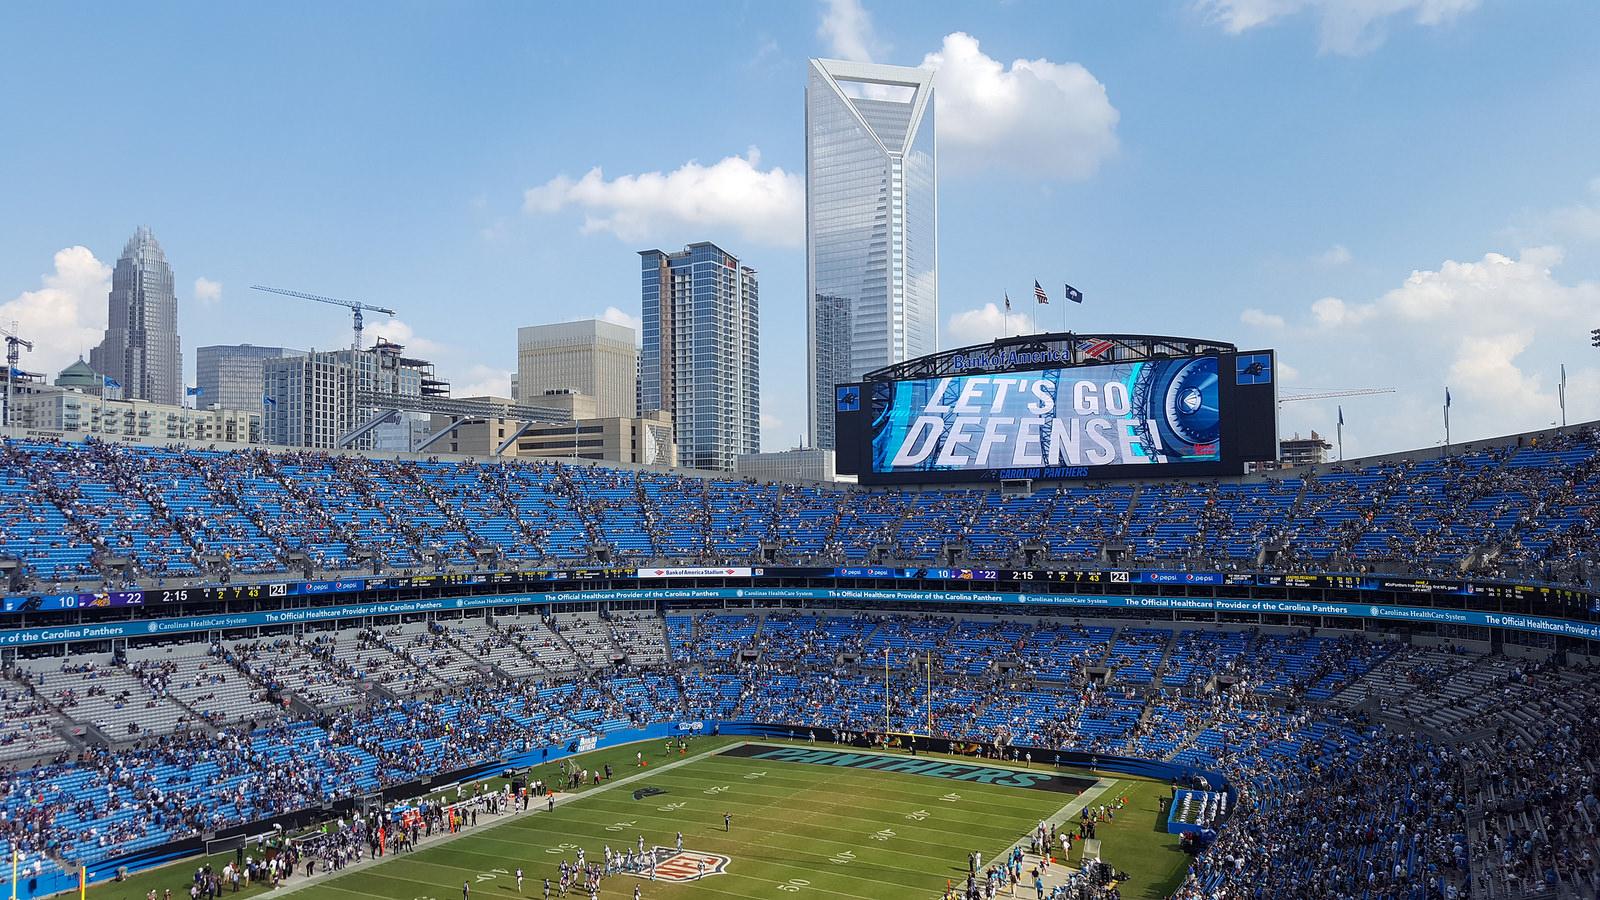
[{"left": 91, "top": 738, "right": 1189, "bottom": 900}]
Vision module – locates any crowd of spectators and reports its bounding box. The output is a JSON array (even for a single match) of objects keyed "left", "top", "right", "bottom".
[
  {"left": 0, "top": 609, "right": 1596, "bottom": 900},
  {"left": 3, "top": 427, "right": 1595, "bottom": 591}
]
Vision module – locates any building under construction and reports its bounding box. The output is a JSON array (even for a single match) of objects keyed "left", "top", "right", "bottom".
[{"left": 261, "top": 339, "right": 449, "bottom": 451}]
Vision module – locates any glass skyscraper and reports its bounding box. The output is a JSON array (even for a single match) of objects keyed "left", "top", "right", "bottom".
[
  {"left": 639, "top": 242, "right": 760, "bottom": 471},
  {"left": 91, "top": 226, "right": 182, "bottom": 406},
  {"left": 197, "top": 344, "right": 304, "bottom": 414},
  {"left": 806, "top": 58, "right": 937, "bottom": 450}
]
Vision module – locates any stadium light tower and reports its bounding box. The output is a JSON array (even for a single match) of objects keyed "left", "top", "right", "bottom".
[{"left": 1591, "top": 326, "right": 1600, "bottom": 348}]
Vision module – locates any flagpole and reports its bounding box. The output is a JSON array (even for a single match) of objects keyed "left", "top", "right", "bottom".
[
  {"left": 1443, "top": 388, "right": 1451, "bottom": 457},
  {"left": 1337, "top": 408, "right": 1344, "bottom": 462},
  {"left": 1559, "top": 364, "right": 1567, "bottom": 429}
]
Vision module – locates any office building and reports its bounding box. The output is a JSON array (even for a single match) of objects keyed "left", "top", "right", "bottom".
[
  {"left": 196, "top": 345, "right": 303, "bottom": 414},
  {"left": 639, "top": 242, "right": 760, "bottom": 471},
  {"left": 262, "top": 340, "right": 444, "bottom": 450},
  {"left": 735, "top": 448, "right": 836, "bottom": 482},
  {"left": 432, "top": 390, "right": 675, "bottom": 466},
  {"left": 806, "top": 59, "right": 937, "bottom": 449},
  {"left": 516, "top": 320, "right": 637, "bottom": 419},
  {"left": 90, "top": 226, "right": 183, "bottom": 405}
]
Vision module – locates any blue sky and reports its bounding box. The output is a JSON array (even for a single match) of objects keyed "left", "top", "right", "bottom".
[{"left": 3, "top": 0, "right": 1598, "bottom": 456}]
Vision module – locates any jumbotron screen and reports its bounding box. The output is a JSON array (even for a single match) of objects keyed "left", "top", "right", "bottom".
[{"left": 835, "top": 348, "right": 1278, "bottom": 485}]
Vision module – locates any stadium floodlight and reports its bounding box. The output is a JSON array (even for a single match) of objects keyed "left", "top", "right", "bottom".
[{"left": 1592, "top": 326, "right": 1600, "bottom": 347}]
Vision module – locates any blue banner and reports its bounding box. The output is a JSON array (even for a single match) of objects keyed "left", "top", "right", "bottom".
[{"left": 1, "top": 588, "right": 1596, "bottom": 647}]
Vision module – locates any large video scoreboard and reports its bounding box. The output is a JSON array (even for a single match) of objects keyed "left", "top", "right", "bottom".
[{"left": 834, "top": 335, "right": 1279, "bottom": 485}]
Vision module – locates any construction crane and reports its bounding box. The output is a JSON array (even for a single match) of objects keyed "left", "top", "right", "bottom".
[
  {"left": 249, "top": 285, "right": 397, "bottom": 351},
  {"left": 1277, "top": 387, "right": 1395, "bottom": 405},
  {"left": 1, "top": 321, "right": 34, "bottom": 429}
]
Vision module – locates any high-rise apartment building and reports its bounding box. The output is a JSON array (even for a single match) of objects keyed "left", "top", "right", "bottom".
[
  {"left": 639, "top": 242, "right": 760, "bottom": 471},
  {"left": 196, "top": 344, "right": 303, "bottom": 414},
  {"left": 91, "top": 227, "right": 183, "bottom": 406},
  {"left": 806, "top": 59, "right": 937, "bottom": 449},
  {"left": 515, "top": 320, "right": 637, "bottom": 419}
]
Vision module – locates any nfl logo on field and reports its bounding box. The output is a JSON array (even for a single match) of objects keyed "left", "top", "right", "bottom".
[{"left": 639, "top": 847, "right": 731, "bottom": 882}]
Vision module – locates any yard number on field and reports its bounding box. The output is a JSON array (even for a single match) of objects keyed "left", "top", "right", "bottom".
[{"left": 776, "top": 878, "right": 811, "bottom": 893}]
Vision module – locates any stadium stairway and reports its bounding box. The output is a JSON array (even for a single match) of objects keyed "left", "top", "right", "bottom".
[
  {"left": 544, "top": 616, "right": 587, "bottom": 671},
  {"left": 389, "top": 462, "right": 489, "bottom": 556},
  {"left": 435, "top": 624, "right": 523, "bottom": 684}
]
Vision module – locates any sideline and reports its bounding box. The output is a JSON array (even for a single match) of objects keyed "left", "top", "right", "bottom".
[
  {"left": 266, "top": 738, "right": 736, "bottom": 897},
  {"left": 989, "top": 778, "right": 1119, "bottom": 893}
]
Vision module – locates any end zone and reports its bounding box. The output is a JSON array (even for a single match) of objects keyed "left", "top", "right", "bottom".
[{"left": 720, "top": 743, "right": 1100, "bottom": 794}]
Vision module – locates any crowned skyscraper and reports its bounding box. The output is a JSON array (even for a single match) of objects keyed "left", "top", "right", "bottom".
[
  {"left": 806, "top": 58, "right": 937, "bottom": 450},
  {"left": 91, "top": 227, "right": 182, "bottom": 406}
]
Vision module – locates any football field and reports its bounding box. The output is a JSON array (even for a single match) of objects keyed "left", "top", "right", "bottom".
[{"left": 96, "top": 738, "right": 1190, "bottom": 900}]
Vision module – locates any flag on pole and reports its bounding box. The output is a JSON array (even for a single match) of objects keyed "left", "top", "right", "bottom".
[
  {"left": 1064, "top": 283, "right": 1084, "bottom": 304},
  {"left": 1337, "top": 406, "right": 1344, "bottom": 427},
  {"left": 262, "top": 394, "right": 277, "bottom": 408},
  {"left": 185, "top": 386, "right": 202, "bottom": 397},
  {"left": 1033, "top": 280, "right": 1049, "bottom": 305},
  {"left": 1445, "top": 388, "right": 1452, "bottom": 409},
  {"left": 103, "top": 376, "right": 121, "bottom": 390},
  {"left": 1003, "top": 292, "right": 1011, "bottom": 312}
]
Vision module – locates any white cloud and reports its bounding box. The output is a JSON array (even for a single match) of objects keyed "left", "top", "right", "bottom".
[
  {"left": 1541, "top": 177, "right": 1600, "bottom": 244},
  {"left": 453, "top": 364, "right": 515, "bottom": 400},
  {"left": 1309, "top": 295, "right": 1376, "bottom": 328},
  {"left": 945, "top": 302, "right": 1038, "bottom": 348},
  {"left": 523, "top": 148, "right": 803, "bottom": 247},
  {"left": 920, "top": 33, "right": 1119, "bottom": 181},
  {"left": 817, "top": 0, "right": 882, "bottom": 62},
  {"left": 367, "top": 317, "right": 442, "bottom": 355},
  {"left": 1195, "top": 0, "right": 1481, "bottom": 55},
  {"left": 1273, "top": 246, "right": 1600, "bottom": 454},
  {"left": 1315, "top": 244, "right": 1352, "bottom": 267},
  {"left": 193, "top": 276, "right": 222, "bottom": 305},
  {"left": 0, "top": 246, "right": 110, "bottom": 377},
  {"left": 599, "top": 306, "right": 642, "bottom": 336},
  {"left": 1240, "top": 307, "right": 1286, "bottom": 328}
]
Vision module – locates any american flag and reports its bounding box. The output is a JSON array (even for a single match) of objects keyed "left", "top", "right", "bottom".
[
  {"left": 1033, "top": 280, "right": 1049, "bottom": 305},
  {"left": 1076, "top": 338, "right": 1114, "bottom": 359}
]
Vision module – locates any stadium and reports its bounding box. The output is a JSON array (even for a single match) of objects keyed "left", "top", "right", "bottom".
[{"left": 0, "top": 327, "right": 1596, "bottom": 900}]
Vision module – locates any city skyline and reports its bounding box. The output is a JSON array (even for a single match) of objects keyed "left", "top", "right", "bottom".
[{"left": 1, "top": 2, "right": 1598, "bottom": 458}]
